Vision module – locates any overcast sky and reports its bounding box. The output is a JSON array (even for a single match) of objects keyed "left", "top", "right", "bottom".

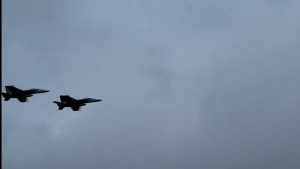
[{"left": 2, "top": 0, "right": 300, "bottom": 169}]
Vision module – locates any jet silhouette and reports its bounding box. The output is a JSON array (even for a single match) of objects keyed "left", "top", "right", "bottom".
[
  {"left": 53, "top": 95, "right": 102, "bottom": 111},
  {"left": 1, "top": 85, "right": 49, "bottom": 102}
]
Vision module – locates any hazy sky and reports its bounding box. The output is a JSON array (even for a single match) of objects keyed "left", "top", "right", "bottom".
[{"left": 2, "top": 0, "right": 300, "bottom": 169}]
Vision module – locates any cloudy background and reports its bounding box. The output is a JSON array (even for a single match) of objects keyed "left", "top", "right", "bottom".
[{"left": 2, "top": 0, "right": 300, "bottom": 168}]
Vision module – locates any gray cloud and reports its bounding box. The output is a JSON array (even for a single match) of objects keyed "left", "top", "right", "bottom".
[{"left": 3, "top": 0, "right": 300, "bottom": 169}]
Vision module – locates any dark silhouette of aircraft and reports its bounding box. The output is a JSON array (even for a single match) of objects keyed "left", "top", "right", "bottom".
[
  {"left": 1, "top": 85, "right": 49, "bottom": 102},
  {"left": 53, "top": 95, "right": 102, "bottom": 111}
]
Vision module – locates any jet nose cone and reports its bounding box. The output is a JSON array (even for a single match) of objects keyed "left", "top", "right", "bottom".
[
  {"left": 89, "top": 99, "right": 102, "bottom": 102},
  {"left": 82, "top": 98, "right": 103, "bottom": 103},
  {"left": 92, "top": 99, "right": 102, "bottom": 102},
  {"left": 39, "top": 89, "right": 50, "bottom": 93}
]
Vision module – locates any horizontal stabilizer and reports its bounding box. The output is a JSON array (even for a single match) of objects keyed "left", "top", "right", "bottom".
[
  {"left": 53, "top": 101, "right": 65, "bottom": 110},
  {"left": 1, "top": 93, "right": 11, "bottom": 101}
]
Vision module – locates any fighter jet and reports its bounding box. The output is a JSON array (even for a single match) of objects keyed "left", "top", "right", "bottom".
[
  {"left": 53, "top": 95, "right": 102, "bottom": 111},
  {"left": 1, "top": 85, "right": 49, "bottom": 102}
]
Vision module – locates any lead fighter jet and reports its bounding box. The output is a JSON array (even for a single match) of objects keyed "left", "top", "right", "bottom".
[
  {"left": 1, "top": 85, "right": 49, "bottom": 102},
  {"left": 53, "top": 95, "right": 102, "bottom": 111}
]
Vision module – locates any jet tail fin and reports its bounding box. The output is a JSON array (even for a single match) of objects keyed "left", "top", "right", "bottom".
[
  {"left": 53, "top": 101, "right": 65, "bottom": 110},
  {"left": 1, "top": 93, "right": 11, "bottom": 101}
]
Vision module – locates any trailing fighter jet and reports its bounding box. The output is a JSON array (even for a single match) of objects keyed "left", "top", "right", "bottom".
[
  {"left": 53, "top": 95, "right": 102, "bottom": 111},
  {"left": 1, "top": 85, "right": 49, "bottom": 102}
]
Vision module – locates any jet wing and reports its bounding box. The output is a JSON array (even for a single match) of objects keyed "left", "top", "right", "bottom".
[
  {"left": 70, "top": 105, "right": 80, "bottom": 111},
  {"left": 60, "top": 95, "right": 76, "bottom": 102},
  {"left": 17, "top": 96, "right": 27, "bottom": 102}
]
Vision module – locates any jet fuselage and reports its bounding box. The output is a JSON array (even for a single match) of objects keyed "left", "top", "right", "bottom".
[
  {"left": 53, "top": 95, "right": 102, "bottom": 111},
  {"left": 2, "top": 86, "right": 49, "bottom": 102}
]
